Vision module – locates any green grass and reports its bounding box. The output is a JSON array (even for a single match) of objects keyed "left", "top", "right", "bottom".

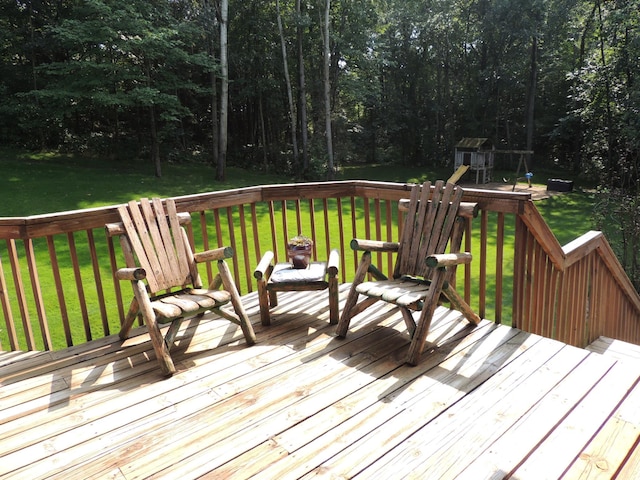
[
  {"left": 535, "top": 191, "right": 598, "bottom": 245},
  {"left": 1, "top": 148, "right": 288, "bottom": 216},
  {"left": 0, "top": 148, "right": 599, "bottom": 349}
]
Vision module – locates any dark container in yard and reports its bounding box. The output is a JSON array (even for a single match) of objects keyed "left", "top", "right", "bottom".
[{"left": 547, "top": 178, "right": 574, "bottom": 192}]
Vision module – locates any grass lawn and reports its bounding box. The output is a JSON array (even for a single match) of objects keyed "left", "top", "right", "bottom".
[{"left": 0, "top": 148, "right": 599, "bottom": 349}]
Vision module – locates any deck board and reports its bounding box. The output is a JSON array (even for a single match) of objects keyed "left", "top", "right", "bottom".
[{"left": 2, "top": 285, "right": 640, "bottom": 479}]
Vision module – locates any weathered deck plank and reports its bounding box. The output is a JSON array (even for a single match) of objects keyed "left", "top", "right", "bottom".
[
  {"left": 455, "top": 352, "right": 617, "bottom": 479},
  {"left": 587, "top": 335, "right": 640, "bottom": 361},
  {"left": 511, "top": 360, "right": 640, "bottom": 479},
  {"left": 2, "top": 286, "right": 640, "bottom": 479},
  {"left": 561, "top": 368, "right": 640, "bottom": 479}
]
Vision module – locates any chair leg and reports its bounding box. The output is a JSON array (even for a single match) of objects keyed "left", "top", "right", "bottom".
[
  {"left": 336, "top": 251, "right": 371, "bottom": 337},
  {"left": 164, "top": 318, "right": 185, "bottom": 350},
  {"left": 256, "top": 275, "right": 271, "bottom": 326},
  {"left": 405, "top": 268, "right": 447, "bottom": 366},
  {"left": 218, "top": 259, "right": 256, "bottom": 345},
  {"left": 442, "top": 283, "right": 482, "bottom": 324},
  {"left": 328, "top": 271, "right": 339, "bottom": 325},
  {"left": 132, "top": 281, "right": 176, "bottom": 376},
  {"left": 400, "top": 307, "right": 416, "bottom": 337},
  {"left": 268, "top": 290, "right": 278, "bottom": 308},
  {"left": 119, "top": 296, "right": 140, "bottom": 340}
]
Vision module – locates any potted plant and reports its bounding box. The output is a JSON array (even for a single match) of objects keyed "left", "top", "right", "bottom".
[{"left": 287, "top": 234, "right": 313, "bottom": 269}]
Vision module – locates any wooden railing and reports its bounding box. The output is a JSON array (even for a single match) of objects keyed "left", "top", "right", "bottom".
[
  {"left": 1, "top": 180, "right": 639, "bottom": 352},
  {"left": 513, "top": 201, "right": 640, "bottom": 346}
]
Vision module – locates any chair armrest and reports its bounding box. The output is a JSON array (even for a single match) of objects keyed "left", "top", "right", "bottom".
[
  {"left": 116, "top": 267, "right": 146, "bottom": 281},
  {"left": 254, "top": 251, "right": 275, "bottom": 280},
  {"left": 327, "top": 249, "right": 340, "bottom": 276},
  {"left": 194, "top": 246, "right": 234, "bottom": 263},
  {"left": 350, "top": 239, "right": 400, "bottom": 252},
  {"left": 426, "top": 252, "right": 473, "bottom": 268}
]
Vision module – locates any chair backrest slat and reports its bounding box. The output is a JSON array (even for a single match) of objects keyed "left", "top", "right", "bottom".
[
  {"left": 141, "top": 198, "right": 179, "bottom": 287},
  {"left": 393, "top": 181, "right": 465, "bottom": 279},
  {"left": 118, "top": 198, "right": 194, "bottom": 294},
  {"left": 396, "top": 183, "right": 423, "bottom": 275},
  {"left": 165, "top": 198, "right": 197, "bottom": 286}
]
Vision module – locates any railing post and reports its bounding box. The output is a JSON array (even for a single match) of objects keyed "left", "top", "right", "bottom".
[{"left": 512, "top": 215, "right": 527, "bottom": 330}]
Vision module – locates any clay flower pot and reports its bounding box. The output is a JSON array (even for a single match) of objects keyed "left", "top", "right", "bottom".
[{"left": 287, "top": 235, "right": 313, "bottom": 269}]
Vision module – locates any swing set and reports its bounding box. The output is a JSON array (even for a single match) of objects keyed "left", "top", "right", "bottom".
[{"left": 502, "top": 150, "right": 535, "bottom": 191}]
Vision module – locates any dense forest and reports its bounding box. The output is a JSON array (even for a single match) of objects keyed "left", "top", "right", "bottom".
[{"left": 0, "top": 0, "right": 638, "bottom": 187}]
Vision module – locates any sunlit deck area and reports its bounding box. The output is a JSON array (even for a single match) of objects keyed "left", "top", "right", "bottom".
[{"left": 2, "top": 286, "right": 640, "bottom": 480}]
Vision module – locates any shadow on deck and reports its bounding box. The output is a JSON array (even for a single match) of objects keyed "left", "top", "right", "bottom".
[{"left": 2, "top": 285, "right": 640, "bottom": 479}]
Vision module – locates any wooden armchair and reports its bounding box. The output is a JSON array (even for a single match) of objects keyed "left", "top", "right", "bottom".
[
  {"left": 336, "top": 180, "right": 481, "bottom": 365},
  {"left": 106, "top": 198, "right": 256, "bottom": 376}
]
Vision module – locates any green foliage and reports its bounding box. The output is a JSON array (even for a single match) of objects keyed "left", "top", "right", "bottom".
[
  {"left": 593, "top": 188, "right": 640, "bottom": 290},
  {"left": 562, "top": 0, "right": 640, "bottom": 188},
  {"left": 0, "top": 0, "right": 638, "bottom": 186}
]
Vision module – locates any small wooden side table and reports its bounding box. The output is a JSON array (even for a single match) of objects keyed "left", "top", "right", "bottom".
[{"left": 254, "top": 249, "right": 340, "bottom": 326}]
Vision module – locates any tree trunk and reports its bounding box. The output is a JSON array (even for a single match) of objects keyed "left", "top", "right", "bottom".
[
  {"left": 210, "top": 38, "right": 219, "bottom": 169},
  {"left": 297, "top": 0, "right": 309, "bottom": 171},
  {"left": 321, "top": 0, "right": 335, "bottom": 179},
  {"left": 150, "top": 105, "right": 162, "bottom": 177},
  {"left": 276, "top": 0, "right": 299, "bottom": 167},
  {"left": 205, "top": 0, "right": 219, "bottom": 168},
  {"left": 258, "top": 90, "right": 268, "bottom": 169},
  {"left": 217, "top": 0, "right": 229, "bottom": 181},
  {"left": 525, "top": 35, "right": 538, "bottom": 171},
  {"left": 28, "top": 2, "right": 45, "bottom": 148},
  {"left": 145, "top": 60, "right": 162, "bottom": 178},
  {"left": 596, "top": 0, "right": 614, "bottom": 179}
]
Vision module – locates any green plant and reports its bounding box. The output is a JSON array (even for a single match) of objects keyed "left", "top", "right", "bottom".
[{"left": 288, "top": 234, "right": 313, "bottom": 247}]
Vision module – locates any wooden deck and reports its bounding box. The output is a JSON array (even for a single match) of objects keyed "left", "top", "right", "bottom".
[{"left": 2, "top": 285, "right": 640, "bottom": 479}]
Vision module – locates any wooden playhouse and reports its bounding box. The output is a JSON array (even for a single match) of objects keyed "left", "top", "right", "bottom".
[{"left": 454, "top": 137, "right": 495, "bottom": 184}]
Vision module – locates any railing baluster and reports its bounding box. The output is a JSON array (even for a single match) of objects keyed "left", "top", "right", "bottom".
[
  {"left": 464, "top": 216, "right": 472, "bottom": 305},
  {"left": 24, "top": 238, "right": 50, "bottom": 350},
  {"left": 336, "top": 198, "right": 346, "bottom": 283},
  {"left": 322, "top": 198, "right": 330, "bottom": 259},
  {"left": 373, "top": 199, "right": 382, "bottom": 269},
  {"left": 67, "top": 232, "right": 91, "bottom": 342},
  {"left": 479, "top": 209, "right": 488, "bottom": 318},
  {"left": 308, "top": 198, "right": 317, "bottom": 260},
  {"left": 494, "top": 212, "right": 505, "bottom": 324},
  {"left": 512, "top": 216, "right": 526, "bottom": 330},
  {"left": 385, "top": 199, "right": 393, "bottom": 276},
  {"left": 7, "top": 239, "right": 36, "bottom": 350},
  {"left": 268, "top": 201, "right": 279, "bottom": 262},
  {"left": 213, "top": 208, "right": 224, "bottom": 252},
  {"left": 106, "top": 234, "right": 127, "bottom": 328},
  {"left": 87, "top": 229, "right": 110, "bottom": 337},
  {"left": 349, "top": 197, "right": 358, "bottom": 276},
  {"left": 234, "top": 204, "right": 250, "bottom": 292},
  {"left": 0, "top": 251, "right": 18, "bottom": 350},
  {"left": 46, "top": 235, "right": 71, "bottom": 346},
  {"left": 280, "top": 200, "right": 289, "bottom": 256},
  {"left": 250, "top": 203, "right": 261, "bottom": 265},
  {"left": 294, "top": 198, "right": 303, "bottom": 237}
]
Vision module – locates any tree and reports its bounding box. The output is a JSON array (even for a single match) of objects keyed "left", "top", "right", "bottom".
[
  {"left": 321, "top": 0, "right": 334, "bottom": 178},
  {"left": 296, "top": 0, "right": 310, "bottom": 171},
  {"left": 276, "top": 0, "right": 300, "bottom": 169},
  {"left": 217, "top": 0, "right": 229, "bottom": 181}
]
